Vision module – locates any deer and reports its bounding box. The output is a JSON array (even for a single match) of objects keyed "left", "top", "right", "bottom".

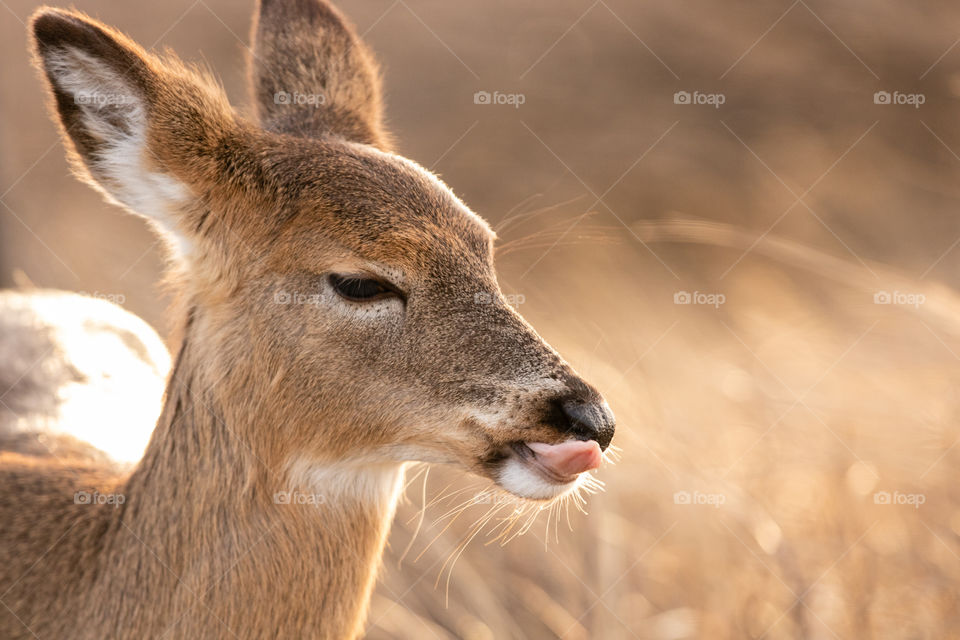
[
  {"left": 0, "top": 287, "right": 171, "bottom": 465},
  {"left": 0, "top": 0, "right": 616, "bottom": 637}
]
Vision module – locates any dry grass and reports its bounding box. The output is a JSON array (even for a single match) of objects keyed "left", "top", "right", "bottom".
[{"left": 4, "top": 0, "right": 960, "bottom": 637}]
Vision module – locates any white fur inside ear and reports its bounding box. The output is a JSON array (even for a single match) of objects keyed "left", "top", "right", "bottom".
[{"left": 45, "top": 46, "right": 193, "bottom": 259}]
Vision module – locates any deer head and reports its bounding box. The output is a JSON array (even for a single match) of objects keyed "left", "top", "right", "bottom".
[{"left": 30, "top": 0, "right": 615, "bottom": 501}]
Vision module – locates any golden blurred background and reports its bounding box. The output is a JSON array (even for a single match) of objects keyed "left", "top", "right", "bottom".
[{"left": 3, "top": 0, "right": 960, "bottom": 637}]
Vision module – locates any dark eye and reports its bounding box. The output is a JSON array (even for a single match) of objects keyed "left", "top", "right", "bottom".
[{"left": 328, "top": 273, "right": 401, "bottom": 302}]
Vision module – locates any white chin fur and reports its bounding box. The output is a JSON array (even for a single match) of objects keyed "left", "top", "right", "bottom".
[{"left": 497, "top": 456, "right": 580, "bottom": 500}]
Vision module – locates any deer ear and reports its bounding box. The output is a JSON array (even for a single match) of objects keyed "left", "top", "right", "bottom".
[
  {"left": 249, "top": 0, "right": 389, "bottom": 149},
  {"left": 31, "top": 9, "right": 235, "bottom": 260}
]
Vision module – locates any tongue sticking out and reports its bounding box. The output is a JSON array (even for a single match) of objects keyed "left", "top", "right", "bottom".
[{"left": 526, "top": 440, "right": 602, "bottom": 478}]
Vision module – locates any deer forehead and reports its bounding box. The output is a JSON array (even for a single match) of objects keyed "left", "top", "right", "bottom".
[{"left": 262, "top": 142, "right": 496, "bottom": 277}]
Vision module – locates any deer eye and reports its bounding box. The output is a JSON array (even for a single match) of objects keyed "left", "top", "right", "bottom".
[{"left": 328, "top": 274, "right": 402, "bottom": 302}]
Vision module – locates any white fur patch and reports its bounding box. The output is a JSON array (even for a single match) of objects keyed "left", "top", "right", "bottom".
[
  {"left": 498, "top": 456, "right": 581, "bottom": 500},
  {"left": 466, "top": 405, "right": 509, "bottom": 430},
  {"left": 45, "top": 47, "right": 193, "bottom": 258},
  {"left": 286, "top": 456, "right": 406, "bottom": 510},
  {"left": 2, "top": 290, "right": 170, "bottom": 465}
]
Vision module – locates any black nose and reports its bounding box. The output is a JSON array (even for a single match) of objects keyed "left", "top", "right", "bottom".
[{"left": 551, "top": 397, "right": 616, "bottom": 451}]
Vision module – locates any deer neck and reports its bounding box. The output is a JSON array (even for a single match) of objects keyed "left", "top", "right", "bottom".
[{"left": 104, "top": 316, "right": 405, "bottom": 639}]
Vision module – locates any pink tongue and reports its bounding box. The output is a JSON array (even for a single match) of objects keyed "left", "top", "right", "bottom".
[{"left": 526, "top": 440, "right": 602, "bottom": 476}]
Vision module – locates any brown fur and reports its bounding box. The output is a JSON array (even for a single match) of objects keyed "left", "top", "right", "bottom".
[{"left": 1, "top": 1, "right": 615, "bottom": 638}]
